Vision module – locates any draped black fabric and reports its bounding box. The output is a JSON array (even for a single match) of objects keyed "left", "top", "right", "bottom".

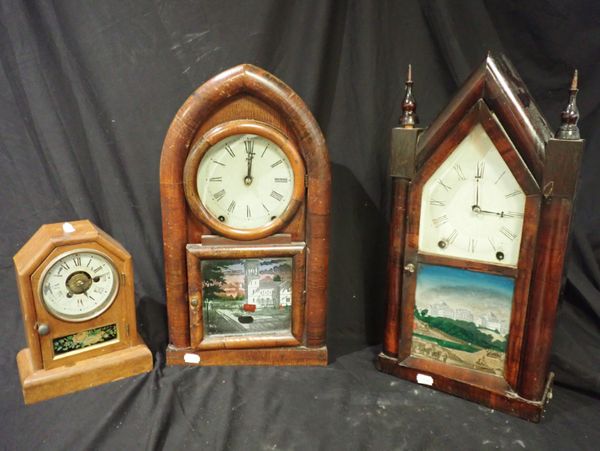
[{"left": 1, "top": 1, "right": 598, "bottom": 449}]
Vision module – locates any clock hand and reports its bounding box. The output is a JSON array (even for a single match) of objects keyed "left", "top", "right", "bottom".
[
  {"left": 471, "top": 206, "right": 506, "bottom": 217},
  {"left": 471, "top": 177, "right": 481, "bottom": 212},
  {"left": 244, "top": 141, "right": 255, "bottom": 186}
]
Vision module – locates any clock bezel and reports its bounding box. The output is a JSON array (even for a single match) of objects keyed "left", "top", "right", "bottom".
[
  {"left": 183, "top": 119, "right": 306, "bottom": 241},
  {"left": 400, "top": 100, "right": 541, "bottom": 389},
  {"left": 38, "top": 248, "right": 120, "bottom": 323}
]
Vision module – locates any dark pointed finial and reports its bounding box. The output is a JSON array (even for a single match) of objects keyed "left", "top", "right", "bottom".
[
  {"left": 556, "top": 69, "right": 580, "bottom": 139},
  {"left": 400, "top": 64, "right": 418, "bottom": 128}
]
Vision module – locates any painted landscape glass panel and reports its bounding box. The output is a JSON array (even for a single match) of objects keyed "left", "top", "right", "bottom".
[
  {"left": 412, "top": 264, "right": 514, "bottom": 377},
  {"left": 201, "top": 258, "right": 293, "bottom": 336}
]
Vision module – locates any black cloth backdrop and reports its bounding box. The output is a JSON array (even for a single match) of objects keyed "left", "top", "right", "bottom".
[{"left": 1, "top": 1, "right": 599, "bottom": 449}]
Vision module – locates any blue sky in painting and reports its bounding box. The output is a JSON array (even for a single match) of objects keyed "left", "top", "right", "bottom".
[
  {"left": 202, "top": 258, "right": 291, "bottom": 274},
  {"left": 416, "top": 264, "right": 514, "bottom": 320}
]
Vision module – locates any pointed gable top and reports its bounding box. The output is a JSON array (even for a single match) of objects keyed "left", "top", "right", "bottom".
[{"left": 417, "top": 53, "right": 553, "bottom": 183}]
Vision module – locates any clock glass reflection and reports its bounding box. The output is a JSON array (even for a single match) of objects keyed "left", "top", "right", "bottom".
[
  {"left": 201, "top": 258, "right": 293, "bottom": 337},
  {"left": 411, "top": 264, "right": 514, "bottom": 377}
]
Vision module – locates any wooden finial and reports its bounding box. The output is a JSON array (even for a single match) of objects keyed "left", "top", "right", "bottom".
[
  {"left": 557, "top": 69, "right": 580, "bottom": 139},
  {"left": 570, "top": 69, "right": 578, "bottom": 91},
  {"left": 400, "top": 64, "right": 418, "bottom": 128}
]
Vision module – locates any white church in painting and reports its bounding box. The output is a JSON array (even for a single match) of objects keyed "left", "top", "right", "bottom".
[{"left": 244, "top": 260, "right": 290, "bottom": 308}]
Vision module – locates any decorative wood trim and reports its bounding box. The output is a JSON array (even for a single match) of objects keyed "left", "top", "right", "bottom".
[
  {"left": 17, "top": 344, "right": 151, "bottom": 405},
  {"left": 377, "top": 353, "right": 552, "bottom": 422},
  {"left": 416, "top": 53, "right": 552, "bottom": 183},
  {"left": 516, "top": 77, "right": 585, "bottom": 400},
  {"left": 166, "top": 345, "right": 327, "bottom": 367},
  {"left": 183, "top": 120, "right": 306, "bottom": 241},
  {"left": 382, "top": 178, "right": 409, "bottom": 357},
  {"left": 185, "top": 241, "right": 305, "bottom": 350}
]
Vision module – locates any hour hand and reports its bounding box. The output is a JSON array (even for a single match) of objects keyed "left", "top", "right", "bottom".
[{"left": 472, "top": 206, "right": 504, "bottom": 217}]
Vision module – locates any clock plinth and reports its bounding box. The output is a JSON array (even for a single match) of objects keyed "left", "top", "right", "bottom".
[
  {"left": 378, "top": 55, "right": 583, "bottom": 422},
  {"left": 13, "top": 220, "right": 152, "bottom": 404},
  {"left": 165, "top": 345, "right": 327, "bottom": 367},
  {"left": 376, "top": 353, "right": 554, "bottom": 422},
  {"left": 17, "top": 343, "right": 151, "bottom": 405}
]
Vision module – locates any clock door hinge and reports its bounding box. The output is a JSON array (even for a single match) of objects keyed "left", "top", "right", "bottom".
[
  {"left": 125, "top": 323, "right": 130, "bottom": 338},
  {"left": 305, "top": 174, "right": 309, "bottom": 188},
  {"left": 121, "top": 273, "right": 126, "bottom": 285}
]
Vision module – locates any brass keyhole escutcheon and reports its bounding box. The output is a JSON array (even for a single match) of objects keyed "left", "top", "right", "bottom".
[
  {"left": 404, "top": 263, "right": 415, "bottom": 274},
  {"left": 66, "top": 271, "right": 93, "bottom": 294}
]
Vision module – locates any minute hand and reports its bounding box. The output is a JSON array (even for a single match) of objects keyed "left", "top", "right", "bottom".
[{"left": 474, "top": 207, "right": 506, "bottom": 217}]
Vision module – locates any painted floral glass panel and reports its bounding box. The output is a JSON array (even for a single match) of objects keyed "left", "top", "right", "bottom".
[
  {"left": 53, "top": 324, "right": 118, "bottom": 355},
  {"left": 411, "top": 264, "right": 514, "bottom": 377},
  {"left": 201, "top": 258, "right": 293, "bottom": 336}
]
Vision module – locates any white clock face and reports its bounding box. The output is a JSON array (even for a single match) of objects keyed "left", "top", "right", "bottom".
[
  {"left": 419, "top": 124, "right": 526, "bottom": 266},
  {"left": 196, "top": 133, "right": 295, "bottom": 229},
  {"left": 40, "top": 250, "right": 119, "bottom": 321}
]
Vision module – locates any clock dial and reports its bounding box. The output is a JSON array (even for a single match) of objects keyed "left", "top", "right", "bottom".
[
  {"left": 40, "top": 250, "right": 119, "bottom": 321},
  {"left": 419, "top": 124, "right": 526, "bottom": 266},
  {"left": 196, "top": 133, "right": 295, "bottom": 229}
]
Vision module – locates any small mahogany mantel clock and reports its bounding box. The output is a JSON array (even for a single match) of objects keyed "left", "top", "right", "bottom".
[
  {"left": 14, "top": 220, "right": 152, "bottom": 404},
  {"left": 377, "top": 55, "right": 584, "bottom": 421},
  {"left": 160, "top": 64, "right": 330, "bottom": 366}
]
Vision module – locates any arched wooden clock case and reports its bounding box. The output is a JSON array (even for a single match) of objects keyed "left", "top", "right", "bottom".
[
  {"left": 160, "top": 64, "right": 330, "bottom": 366},
  {"left": 14, "top": 220, "right": 152, "bottom": 404},
  {"left": 377, "top": 54, "right": 584, "bottom": 421}
]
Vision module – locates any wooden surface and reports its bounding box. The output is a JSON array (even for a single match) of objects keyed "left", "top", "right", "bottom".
[
  {"left": 416, "top": 53, "right": 552, "bottom": 183},
  {"left": 376, "top": 353, "right": 551, "bottom": 422},
  {"left": 160, "top": 64, "right": 330, "bottom": 363},
  {"left": 518, "top": 138, "right": 584, "bottom": 399},
  {"left": 17, "top": 344, "right": 152, "bottom": 405},
  {"left": 382, "top": 178, "right": 409, "bottom": 357},
  {"left": 166, "top": 345, "right": 327, "bottom": 367},
  {"left": 12, "top": 220, "right": 152, "bottom": 403},
  {"left": 182, "top": 120, "right": 306, "bottom": 241},
  {"left": 379, "top": 53, "right": 583, "bottom": 421}
]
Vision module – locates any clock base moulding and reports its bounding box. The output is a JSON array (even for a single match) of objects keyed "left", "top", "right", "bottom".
[
  {"left": 376, "top": 353, "right": 554, "bottom": 422},
  {"left": 17, "top": 342, "right": 151, "bottom": 405},
  {"left": 165, "top": 346, "right": 327, "bottom": 367}
]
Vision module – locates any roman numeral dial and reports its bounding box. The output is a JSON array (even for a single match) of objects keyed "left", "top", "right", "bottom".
[
  {"left": 195, "top": 132, "right": 298, "bottom": 230},
  {"left": 418, "top": 124, "right": 526, "bottom": 266},
  {"left": 39, "top": 250, "right": 119, "bottom": 321}
]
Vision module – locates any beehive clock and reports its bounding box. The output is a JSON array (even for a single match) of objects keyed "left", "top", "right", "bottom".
[
  {"left": 160, "top": 64, "right": 330, "bottom": 366},
  {"left": 14, "top": 220, "right": 152, "bottom": 404},
  {"left": 377, "top": 55, "right": 584, "bottom": 421}
]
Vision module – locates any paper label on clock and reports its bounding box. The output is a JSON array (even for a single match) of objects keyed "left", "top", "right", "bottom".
[
  {"left": 416, "top": 373, "right": 434, "bottom": 386},
  {"left": 62, "top": 222, "right": 76, "bottom": 233},
  {"left": 184, "top": 353, "right": 201, "bottom": 364}
]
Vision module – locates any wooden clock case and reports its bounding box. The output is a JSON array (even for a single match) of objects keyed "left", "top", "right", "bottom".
[
  {"left": 377, "top": 54, "right": 584, "bottom": 421},
  {"left": 14, "top": 220, "right": 152, "bottom": 404},
  {"left": 160, "top": 64, "right": 330, "bottom": 366}
]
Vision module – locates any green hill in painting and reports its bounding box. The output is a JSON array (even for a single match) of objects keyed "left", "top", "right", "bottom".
[{"left": 415, "top": 308, "right": 507, "bottom": 353}]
